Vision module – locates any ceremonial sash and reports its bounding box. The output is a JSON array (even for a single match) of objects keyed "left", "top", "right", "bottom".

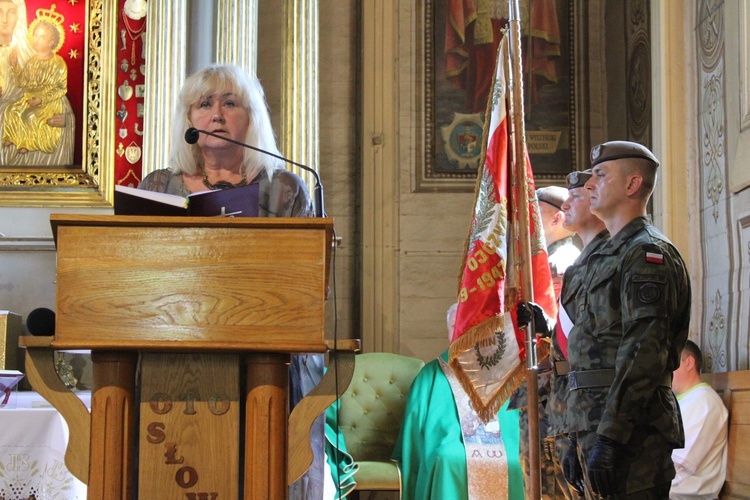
[
  {"left": 440, "top": 358, "right": 509, "bottom": 500},
  {"left": 555, "top": 298, "right": 573, "bottom": 359}
]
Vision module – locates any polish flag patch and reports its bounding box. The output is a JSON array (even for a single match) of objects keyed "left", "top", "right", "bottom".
[{"left": 645, "top": 251, "right": 664, "bottom": 264}]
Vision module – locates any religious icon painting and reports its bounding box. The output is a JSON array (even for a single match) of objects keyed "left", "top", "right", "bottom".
[
  {"left": 419, "top": 0, "right": 577, "bottom": 191},
  {"left": 0, "top": 2, "right": 86, "bottom": 170},
  {"left": 0, "top": 0, "right": 115, "bottom": 208}
]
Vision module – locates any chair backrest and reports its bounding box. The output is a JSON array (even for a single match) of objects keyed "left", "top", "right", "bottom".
[{"left": 338, "top": 352, "right": 425, "bottom": 462}]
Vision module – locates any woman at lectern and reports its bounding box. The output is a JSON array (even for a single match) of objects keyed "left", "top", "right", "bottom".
[
  {"left": 138, "top": 63, "right": 312, "bottom": 217},
  {"left": 138, "top": 65, "right": 354, "bottom": 499}
]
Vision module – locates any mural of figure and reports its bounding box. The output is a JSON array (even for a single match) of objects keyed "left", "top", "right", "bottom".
[
  {"left": 1, "top": 5, "right": 74, "bottom": 165},
  {"left": 444, "top": 0, "right": 562, "bottom": 113}
]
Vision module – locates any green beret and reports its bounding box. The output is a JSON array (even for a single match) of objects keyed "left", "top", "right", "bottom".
[
  {"left": 566, "top": 169, "right": 593, "bottom": 189},
  {"left": 590, "top": 141, "right": 659, "bottom": 168},
  {"left": 536, "top": 186, "right": 567, "bottom": 210}
]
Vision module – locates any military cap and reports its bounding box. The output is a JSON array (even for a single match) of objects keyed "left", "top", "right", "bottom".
[
  {"left": 590, "top": 141, "right": 660, "bottom": 168},
  {"left": 566, "top": 169, "right": 593, "bottom": 190},
  {"left": 536, "top": 186, "right": 568, "bottom": 210}
]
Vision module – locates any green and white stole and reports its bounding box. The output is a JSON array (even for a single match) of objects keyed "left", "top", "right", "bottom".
[{"left": 440, "top": 358, "right": 509, "bottom": 499}]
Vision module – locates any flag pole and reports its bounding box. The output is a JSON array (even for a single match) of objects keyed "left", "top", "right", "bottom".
[{"left": 508, "top": 0, "right": 541, "bottom": 498}]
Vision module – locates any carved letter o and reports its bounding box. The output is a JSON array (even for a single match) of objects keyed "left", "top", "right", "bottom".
[
  {"left": 149, "top": 392, "right": 173, "bottom": 415},
  {"left": 208, "top": 393, "right": 230, "bottom": 416},
  {"left": 175, "top": 466, "right": 198, "bottom": 488}
]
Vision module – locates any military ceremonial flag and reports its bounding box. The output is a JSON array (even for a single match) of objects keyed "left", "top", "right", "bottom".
[{"left": 449, "top": 34, "right": 556, "bottom": 423}]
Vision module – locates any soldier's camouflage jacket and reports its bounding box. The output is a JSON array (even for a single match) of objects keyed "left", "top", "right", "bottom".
[
  {"left": 508, "top": 236, "right": 581, "bottom": 435},
  {"left": 564, "top": 216, "right": 690, "bottom": 447},
  {"left": 546, "top": 229, "right": 609, "bottom": 437}
]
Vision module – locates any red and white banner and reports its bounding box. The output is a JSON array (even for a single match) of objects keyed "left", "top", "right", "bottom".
[{"left": 449, "top": 35, "right": 556, "bottom": 423}]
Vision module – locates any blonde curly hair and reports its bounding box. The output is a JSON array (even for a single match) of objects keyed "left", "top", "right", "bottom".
[{"left": 168, "top": 64, "right": 282, "bottom": 181}]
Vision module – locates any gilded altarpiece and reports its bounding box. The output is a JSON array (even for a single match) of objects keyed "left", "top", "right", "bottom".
[{"left": 0, "top": 0, "right": 116, "bottom": 206}]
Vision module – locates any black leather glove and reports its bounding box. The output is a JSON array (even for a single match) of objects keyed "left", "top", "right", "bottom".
[
  {"left": 516, "top": 301, "right": 553, "bottom": 337},
  {"left": 587, "top": 435, "right": 624, "bottom": 497},
  {"left": 562, "top": 434, "right": 584, "bottom": 494}
]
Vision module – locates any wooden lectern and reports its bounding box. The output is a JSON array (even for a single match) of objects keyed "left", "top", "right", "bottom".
[{"left": 21, "top": 215, "right": 356, "bottom": 499}]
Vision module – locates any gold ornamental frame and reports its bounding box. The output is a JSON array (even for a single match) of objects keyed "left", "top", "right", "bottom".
[{"left": 0, "top": 0, "right": 115, "bottom": 207}]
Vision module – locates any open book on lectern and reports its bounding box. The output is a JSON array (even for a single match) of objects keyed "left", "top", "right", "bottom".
[{"left": 114, "top": 183, "right": 260, "bottom": 217}]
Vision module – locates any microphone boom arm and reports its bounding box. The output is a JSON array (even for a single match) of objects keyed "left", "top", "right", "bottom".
[{"left": 186, "top": 127, "right": 325, "bottom": 217}]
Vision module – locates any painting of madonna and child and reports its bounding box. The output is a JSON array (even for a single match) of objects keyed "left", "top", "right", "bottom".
[{"left": 0, "top": 0, "right": 87, "bottom": 168}]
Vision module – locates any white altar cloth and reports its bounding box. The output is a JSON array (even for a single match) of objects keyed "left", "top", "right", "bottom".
[{"left": 0, "top": 391, "right": 89, "bottom": 499}]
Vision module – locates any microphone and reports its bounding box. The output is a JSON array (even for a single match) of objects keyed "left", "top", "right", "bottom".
[
  {"left": 27, "top": 307, "right": 56, "bottom": 336},
  {"left": 185, "top": 127, "right": 325, "bottom": 217}
]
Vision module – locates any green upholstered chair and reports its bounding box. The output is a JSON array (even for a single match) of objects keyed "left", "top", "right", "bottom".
[{"left": 337, "top": 352, "right": 425, "bottom": 494}]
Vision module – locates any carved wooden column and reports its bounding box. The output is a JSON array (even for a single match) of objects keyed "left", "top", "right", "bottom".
[
  {"left": 244, "top": 353, "right": 290, "bottom": 498},
  {"left": 88, "top": 351, "right": 137, "bottom": 499}
]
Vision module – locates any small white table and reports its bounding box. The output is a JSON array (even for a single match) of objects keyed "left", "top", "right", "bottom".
[{"left": 0, "top": 391, "right": 89, "bottom": 499}]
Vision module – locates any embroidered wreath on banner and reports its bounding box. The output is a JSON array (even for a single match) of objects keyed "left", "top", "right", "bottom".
[
  {"left": 475, "top": 332, "right": 508, "bottom": 370},
  {"left": 491, "top": 75, "right": 503, "bottom": 109},
  {"left": 469, "top": 167, "right": 498, "bottom": 250}
]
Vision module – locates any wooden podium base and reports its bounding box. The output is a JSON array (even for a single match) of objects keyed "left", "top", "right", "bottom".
[
  {"left": 22, "top": 340, "right": 358, "bottom": 500},
  {"left": 139, "top": 353, "right": 240, "bottom": 499},
  {"left": 19, "top": 216, "right": 352, "bottom": 500}
]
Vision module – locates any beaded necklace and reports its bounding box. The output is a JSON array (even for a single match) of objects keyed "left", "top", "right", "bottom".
[{"left": 202, "top": 173, "right": 247, "bottom": 190}]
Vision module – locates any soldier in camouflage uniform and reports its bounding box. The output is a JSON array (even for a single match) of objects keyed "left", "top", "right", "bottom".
[
  {"left": 562, "top": 141, "right": 691, "bottom": 498},
  {"left": 509, "top": 185, "right": 580, "bottom": 499},
  {"left": 519, "top": 171, "right": 608, "bottom": 499},
  {"left": 548, "top": 169, "right": 608, "bottom": 499}
]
